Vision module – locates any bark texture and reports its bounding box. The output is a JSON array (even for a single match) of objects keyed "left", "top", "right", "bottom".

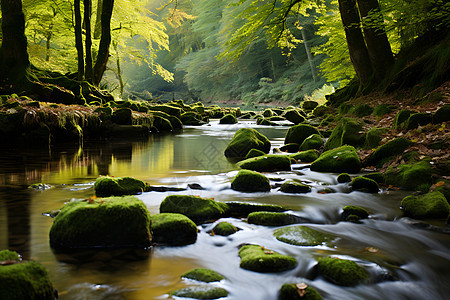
[
  {"left": 74, "top": 0, "right": 85, "bottom": 80},
  {"left": 93, "top": 0, "right": 114, "bottom": 86}
]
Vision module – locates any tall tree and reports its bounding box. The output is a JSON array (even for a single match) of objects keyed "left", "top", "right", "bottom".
[
  {"left": 0, "top": 0, "right": 30, "bottom": 84},
  {"left": 84, "top": 0, "right": 94, "bottom": 82},
  {"left": 74, "top": 0, "right": 85, "bottom": 80},
  {"left": 93, "top": 0, "right": 114, "bottom": 85}
]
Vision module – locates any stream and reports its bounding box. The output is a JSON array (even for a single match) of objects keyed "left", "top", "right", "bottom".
[{"left": 0, "top": 120, "right": 449, "bottom": 300}]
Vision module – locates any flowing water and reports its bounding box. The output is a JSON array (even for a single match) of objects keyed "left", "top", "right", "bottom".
[{"left": 0, "top": 120, "right": 449, "bottom": 300}]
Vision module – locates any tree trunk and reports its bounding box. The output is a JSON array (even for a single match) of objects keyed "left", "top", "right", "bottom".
[
  {"left": 93, "top": 0, "right": 114, "bottom": 86},
  {"left": 84, "top": 0, "right": 94, "bottom": 82},
  {"left": 301, "top": 27, "right": 316, "bottom": 82},
  {"left": 338, "top": 0, "right": 373, "bottom": 88},
  {"left": 356, "top": 0, "right": 394, "bottom": 82},
  {"left": 115, "top": 44, "right": 124, "bottom": 98},
  {"left": 45, "top": 24, "right": 53, "bottom": 61},
  {"left": 74, "top": 0, "right": 84, "bottom": 81},
  {"left": 0, "top": 0, "right": 30, "bottom": 84},
  {"left": 94, "top": 0, "right": 103, "bottom": 39}
]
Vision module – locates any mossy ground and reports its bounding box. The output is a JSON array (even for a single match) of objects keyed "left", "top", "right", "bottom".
[{"left": 238, "top": 244, "right": 297, "bottom": 272}]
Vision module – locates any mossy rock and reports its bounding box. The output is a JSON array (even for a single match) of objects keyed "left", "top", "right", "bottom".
[
  {"left": 151, "top": 213, "right": 197, "bottom": 246},
  {"left": 280, "top": 143, "right": 300, "bottom": 153},
  {"left": 152, "top": 115, "right": 173, "bottom": 132},
  {"left": 385, "top": 161, "right": 432, "bottom": 191},
  {"left": 94, "top": 106, "right": 113, "bottom": 118},
  {"left": 180, "top": 112, "right": 206, "bottom": 126},
  {"left": 112, "top": 108, "right": 132, "bottom": 125},
  {"left": 49, "top": 196, "right": 151, "bottom": 249},
  {"left": 310, "top": 146, "right": 361, "bottom": 173},
  {"left": 274, "top": 225, "right": 335, "bottom": 247},
  {"left": 313, "top": 105, "right": 327, "bottom": 117},
  {"left": 302, "top": 101, "right": 319, "bottom": 111},
  {"left": 433, "top": 105, "right": 450, "bottom": 124},
  {"left": 0, "top": 257, "right": 54, "bottom": 300},
  {"left": 280, "top": 181, "right": 312, "bottom": 194},
  {"left": 245, "top": 148, "right": 266, "bottom": 159},
  {"left": 213, "top": 222, "right": 238, "bottom": 236},
  {"left": 317, "top": 257, "right": 368, "bottom": 286},
  {"left": 279, "top": 283, "right": 323, "bottom": 300},
  {"left": 0, "top": 249, "right": 21, "bottom": 261},
  {"left": 225, "top": 202, "right": 285, "bottom": 218},
  {"left": 170, "top": 286, "right": 228, "bottom": 299},
  {"left": 284, "top": 109, "right": 305, "bottom": 124},
  {"left": 94, "top": 176, "right": 150, "bottom": 197},
  {"left": 299, "top": 134, "right": 323, "bottom": 151},
  {"left": 257, "top": 117, "right": 279, "bottom": 126},
  {"left": 404, "top": 113, "right": 432, "bottom": 130},
  {"left": 151, "top": 111, "right": 183, "bottom": 130},
  {"left": 237, "top": 155, "right": 291, "bottom": 172},
  {"left": 289, "top": 149, "right": 320, "bottom": 163},
  {"left": 231, "top": 169, "right": 271, "bottom": 192},
  {"left": 351, "top": 176, "right": 379, "bottom": 193},
  {"left": 267, "top": 116, "right": 286, "bottom": 121},
  {"left": 341, "top": 205, "right": 369, "bottom": 221},
  {"left": 148, "top": 104, "right": 182, "bottom": 118},
  {"left": 247, "top": 212, "right": 298, "bottom": 226},
  {"left": 160, "top": 195, "right": 229, "bottom": 224},
  {"left": 393, "top": 109, "right": 413, "bottom": 130},
  {"left": 219, "top": 113, "right": 237, "bottom": 124},
  {"left": 224, "top": 128, "right": 271, "bottom": 159},
  {"left": 349, "top": 104, "right": 373, "bottom": 117},
  {"left": 239, "top": 244, "right": 297, "bottom": 273},
  {"left": 401, "top": 191, "right": 449, "bottom": 219},
  {"left": 337, "top": 173, "right": 351, "bottom": 183},
  {"left": 373, "top": 104, "right": 394, "bottom": 117},
  {"left": 285, "top": 124, "right": 321, "bottom": 145},
  {"left": 263, "top": 108, "right": 275, "bottom": 117},
  {"left": 324, "top": 118, "right": 365, "bottom": 150},
  {"left": 364, "top": 127, "right": 389, "bottom": 149},
  {"left": 362, "top": 172, "right": 385, "bottom": 184},
  {"left": 365, "top": 138, "right": 413, "bottom": 167},
  {"left": 181, "top": 268, "right": 225, "bottom": 282}
]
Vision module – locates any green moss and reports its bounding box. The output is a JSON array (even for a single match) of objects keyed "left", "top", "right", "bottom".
[
  {"left": 151, "top": 111, "right": 183, "bottom": 130},
  {"left": 181, "top": 268, "right": 225, "bottom": 282},
  {"left": 152, "top": 116, "right": 173, "bottom": 132},
  {"left": 302, "top": 100, "right": 319, "bottom": 111},
  {"left": 285, "top": 124, "right": 321, "bottom": 145},
  {"left": 239, "top": 245, "right": 297, "bottom": 273},
  {"left": 219, "top": 113, "right": 237, "bottom": 124},
  {"left": 337, "top": 173, "right": 351, "bottom": 183},
  {"left": 231, "top": 169, "right": 271, "bottom": 192},
  {"left": 341, "top": 205, "right": 369, "bottom": 221},
  {"left": 279, "top": 284, "right": 323, "bottom": 300},
  {"left": 349, "top": 104, "right": 373, "bottom": 117},
  {"left": 213, "top": 222, "right": 238, "bottom": 236},
  {"left": 385, "top": 161, "right": 432, "bottom": 191},
  {"left": 433, "top": 105, "right": 450, "bottom": 124},
  {"left": 49, "top": 196, "right": 151, "bottom": 249},
  {"left": 94, "top": 176, "right": 149, "bottom": 197},
  {"left": 0, "top": 250, "right": 20, "bottom": 261},
  {"left": 274, "top": 225, "right": 335, "bottom": 247},
  {"left": 225, "top": 202, "right": 285, "bottom": 217},
  {"left": 299, "top": 134, "right": 324, "bottom": 151},
  {"left": 313, "top": 105, "right": 327, "bottom": 117},
  {"left": 237, "top": 155, "right": 291, "bottom": 172},
  {"left": 112, "top": 108, "right": 132, "bottom": 125},
  {"left": 151, "top": 213, "right": 197, "bottom": 246},
  {"left": 0, "top": 260, "right": 54, "bottom": 300},
  {"left": 284, "top": 109, "right": 305, "bottom": 124},
  {"left": 224, "top": 128, "right": 271, "bottom": 159},
  {"left": 351, "top": 176, "right": 379, "bottom": 193},
  {"left": 263, "top": 108, "right": 274, "bottom": 117},
  {"left": 393, "top": 109, "right": 413, "bottom": 130},
  {"left": 362, "top": 172, "right": 385, "bottom": 184},
  {"left": 310, "top": 146, "right": 361, "bottom": 173},
  {"left": 289, "top": 150, "right": 320, "bottom": 163},
  {"left": 257, "top": 117, "right": 278, "bottom": 126},
  {"left": 366, "top": 138, "right": 413, "bottom": 167},
  {"left": 160, "top": 195, "right": 229, "bottom": 224},
  {"left": 148, "top": 104, "right": 182, "bottom": 118},
  {"left": 405, "top": 113, "right": 432, "bottom": 130},
  {"left": 279, "top": 143, "right": 300, "bottom": 153},
  {"left": 364, "top": 127, "right": 389, "bottom": 149},
  {"left": 247, "top": 212, "right": 297, "bottom": 226},
  {"left": 267, "top": 116, "right": 286, "bottom": 121},
  {"left": 324, "top": 118, "right": 365, "bottom": 150},
  {"left": 94, "top": 106, "right": 113, "bottom": 117},
  {"left": 180, "top": 112, "right": 206, "bottom": 125},
  {"left": 317, "top": 257, "right": 368, "bottom": 286},
  {"left": 245, "top": 148, "right": 266, "bottom": 159},
  {"left": 280, "top": 181, "right": 311, "bottom": 194},
  {"left": 373, "top": 104, "right": 394, "bottom": 117},
  {"left": 401, "top": 191, "right": 449, "bottom": 219},
  {"left": 338, "top": 103, "right": 352, "bottom": 114},
  {"left": 170, "top": 286, "right": 228, "bottom": 299}
]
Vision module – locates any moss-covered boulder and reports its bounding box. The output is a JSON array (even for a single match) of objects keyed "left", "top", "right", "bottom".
[
  {"left": 279, "top": 283, "right": 323, "bottom": 300},
  {"left": 245, "top": 148, "right": 266, "bottom": 159},
  {"left": 152, "top": 115, "right": 173, "bottom": 132},
  {"left": 285, "top": 124, "right": 321, "bottom": 145},
  {"left": 365, "top": 138, "right": 413, "bottom": 167},
  {"left": 349, "top": 104, "right": 373, "bottom": 117},
  {"left": 324, "top": 118, "right": 365, "bottom": 150},
  {"left": 247, "top": 212, "right": 298, "bottom": 226},
  {"left": 317, "top": 257, "right": 368, "bottom": 286},
  {"left": 341, "top": 205, "right": 369, "bottom": 221},
  {"left": 299, "top": 134, "right": 324, "bottom": 151},
  {"left": 393, "top": 109, "right": 413, "bottom": 130},
  {"left": 364, "top": 127, "right": 389, "bottom": 149},
  {"left": 49, "top": 196, "right": 151, "bottom": 249},
  {"left": 94, "top": 176, "right": 150, "bottom": 197},
  {"left": 310, "top": 146, "right": 361, "bottom": 173},
  {"left": 212, "top": 222, "right": 238, "bottom": 236},
  {"left": 231, "top": 169, "right": 271, "bottom": 192},
  {"left": 148, "top": 104, "right": 183, "bottom": 118},
  {"left": 313, "top": 105, "right": 328, "bottom": 117},
  {"left": 170, "top": 286, "right": 228, "bottom": 299},
  {"left": 0, "top": 251, "right": 55, "bottom": 300},
  {"left": 284, "top": 109, "right": 305, "bottom": 124},
  {"left": 362, "top": 172, "right": 385, "bottom": 184},
  {"left": 112, "top": 107, "right": 132, "bottom": 125},
  {"left": 160, "top": 195, "right": 229, "bottom": 224},
  {"left": 180, "top": 112, "right": 206, "bottom": 126},
  {"left": 225, "top": 202, "right": 285, "bottom": 217},
  {"left": 237, "top": 155, "right": 291, "bottom": 172},
  {"left": 239, "top": 245, "right": 297, "bottom": 273},
  {"left": 289, "top": 150, "right": 320, "bottom": 163},
  {"left": 263, "top": 108, "right": 275, "bottom": 117},
  {"left": 302, "top": 101, "right": 319, "bottom": 111},
  {"left": 337, "top": 173, "right": 351, "bottom": 183},
  {"left": 151, "top": 111, "right": 183, "bottom": 130},
  {"left": 280, "top": 143, "right": 300, "bottom": 153},
  {"left": 224, "top": 128, "right": 271, "bottom": 159},
  {"left": 181, "top": 268, "right": 225, "bottom": 282},
  {"left": 151, "top": 213, "right": 197, "bottom": 246},
  {"left": 280, "top": 181, "right": 312, "bottom": 194},
  {"left": 219, "top": 113, "right": 237, "bottom": 124},
  {"left": 351, "top": 176, "right": 379, "bottom": 193},
  {"left": 433, "top": 105, "right": 450, "bottom": 124},
  {"left": 385, "top": 160, "right": 432, "bottom": 191},
  {"left": 404, "top": 112, "right": 432, "bottom": 130},
  {"left": 401, "top": 191, "right": 449, "bottom": 219},
  {"left": 274, "top": 225, "right": 335, "bottom": 247}
]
